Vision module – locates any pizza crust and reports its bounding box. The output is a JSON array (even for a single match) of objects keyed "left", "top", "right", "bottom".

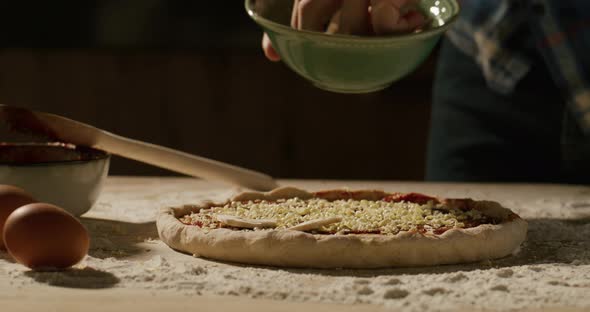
[{"left": 157, "top": 187, "right": 528, "bottom": 268}]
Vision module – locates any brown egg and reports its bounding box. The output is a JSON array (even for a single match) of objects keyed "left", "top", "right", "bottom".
[
  {"left": 3, "top": 203, "right": 90, "bottom": 269},
  {"left": 0, "top": 184, "right": 36, "bottom": 249}
]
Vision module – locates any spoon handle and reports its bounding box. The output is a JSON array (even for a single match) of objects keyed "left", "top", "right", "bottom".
[
  {"left": 0, "top": 104, "right": 279, "bottom": 191},
  {"left": 97, "top": 131, "right": 279, "bottom": 191}
]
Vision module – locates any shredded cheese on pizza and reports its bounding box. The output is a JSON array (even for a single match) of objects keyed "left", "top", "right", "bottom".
[{"left": 179, "top": 198, "right": 491, "bottom": 235}]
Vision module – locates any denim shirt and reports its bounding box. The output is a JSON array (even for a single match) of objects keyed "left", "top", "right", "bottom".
[{"left": 446, "top": 0, "right": 590, "bottom": 136}]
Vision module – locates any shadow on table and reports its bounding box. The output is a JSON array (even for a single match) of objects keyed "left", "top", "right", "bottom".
[
  {"left": 80, "top": 217, "right": 159, "bottom": 260},
  {"left": 224, "top": 218, "right": 590, "bottom": 277},
  {"left": 0, "top": 250, "right": 16, "bottom": 263},
  {"left": 24, "top": 267, "right": 120, "bottom": 289}
]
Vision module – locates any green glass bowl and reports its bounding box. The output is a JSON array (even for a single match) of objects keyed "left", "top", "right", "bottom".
[{"left": 245, "top": 0, "right": 460, "bottom": 94}]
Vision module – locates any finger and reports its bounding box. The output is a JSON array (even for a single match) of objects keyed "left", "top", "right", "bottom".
[
  {"left": 291, "top": 0, "right": 300, "bottom": 28},
  {"left": 404, "top": 9, "right": 427, "bottom": 30},
  {"left": 370, "top": 0, "right": 424, "bottom": 34},
  {"left": 370, "top": 0, "right": 401, "bottom": 35},
  {"left": 296, "top": 0, "right": 342, "bottom": 32},
  {"left": 326, "top": 10, "right": 342, "bottom": 34},
  {"left": 337, "top": 0, "right": 370, "bottom": 35},
  {"left": 388, "top": 0, "right": 420, "bottom": 13},
  {"left": 262, "top": 33, "right": 281, "bottom": 62},
  {"left": 393, "top": 0, "right": 422, "bottom": 20}
]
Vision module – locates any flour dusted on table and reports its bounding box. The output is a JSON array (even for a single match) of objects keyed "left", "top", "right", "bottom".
[{"left": 1, "top": 179, "right": 590, "bottom": 312}]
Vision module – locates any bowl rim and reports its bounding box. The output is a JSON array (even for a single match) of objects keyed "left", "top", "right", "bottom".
[
  {"left": 245, "top": 0, "right": 460, "bottom": 42},
  {"left": 0, "top": 142, "right": 111, "bottom": 167}
]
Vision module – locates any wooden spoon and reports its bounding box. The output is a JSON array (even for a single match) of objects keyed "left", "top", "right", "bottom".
[{"left": 0, "top": 104, "right": 278, "bottom": 191}]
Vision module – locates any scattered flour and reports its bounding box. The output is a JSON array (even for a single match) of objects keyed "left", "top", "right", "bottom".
[{"left": 1, "top": 179, "right": 590, "bottom": 311}]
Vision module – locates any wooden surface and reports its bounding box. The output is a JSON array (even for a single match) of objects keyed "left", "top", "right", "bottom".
[
  {"left": 3, "top": 288, "right": 386, "bottom": 312},
  {"left": 2, "top": 288, "right": 585, "bottom": 312},
  {"left": 1, "top": 177, "right": 589, "bottom": 312}
]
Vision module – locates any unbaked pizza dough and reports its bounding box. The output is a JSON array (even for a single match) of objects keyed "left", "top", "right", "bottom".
[{"left": 157, "top": 187, "right": 527, "bottom": 268}]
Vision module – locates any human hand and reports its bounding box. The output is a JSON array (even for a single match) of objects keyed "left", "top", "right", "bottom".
[{"left": 262, "top": 0, "right": 427, "bottom": 61}]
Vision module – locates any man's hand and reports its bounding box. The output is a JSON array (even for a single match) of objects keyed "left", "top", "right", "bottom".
[{"left": 262, "top": 0, "right": 426, "bottom": 61}]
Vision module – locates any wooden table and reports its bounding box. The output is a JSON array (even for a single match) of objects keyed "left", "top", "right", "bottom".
[{"left": 1, "top": 177, "right": 589, "bottom": 312}]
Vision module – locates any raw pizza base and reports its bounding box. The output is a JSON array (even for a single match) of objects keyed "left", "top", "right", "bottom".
[{"left": 156, "top": 187, "right": 528, "bottom": 268}]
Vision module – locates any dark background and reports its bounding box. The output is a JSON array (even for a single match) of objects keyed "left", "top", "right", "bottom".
[{"left": 0, "top": 1, "right": 436, "bottom": 180}]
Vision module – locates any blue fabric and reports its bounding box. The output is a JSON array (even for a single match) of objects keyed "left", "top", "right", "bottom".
[
  {"left": 427, "top": 40, "right": 573, "bottom": 182},
  {"left": 447, "top": 0, "right": 590, "bottom": 134}
]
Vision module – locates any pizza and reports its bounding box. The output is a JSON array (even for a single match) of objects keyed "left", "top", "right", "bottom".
[{"left": 157, "top": 187, "right": 527, "bottom": 268}]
